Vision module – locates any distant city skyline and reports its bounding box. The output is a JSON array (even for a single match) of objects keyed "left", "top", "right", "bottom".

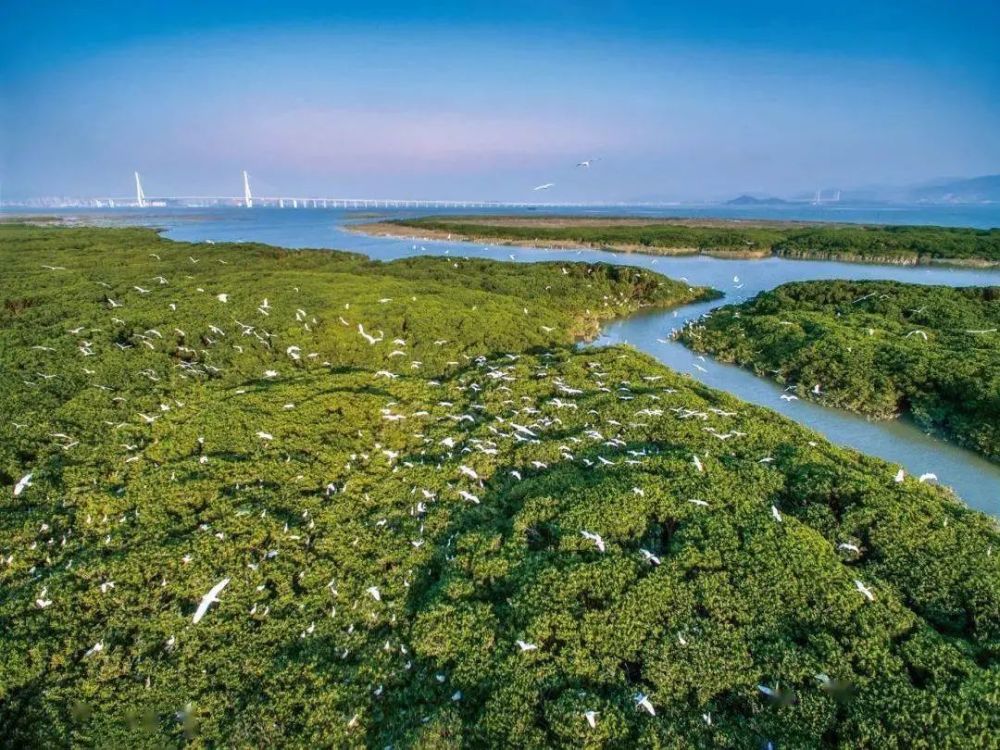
[{"left": 2, "top": 1, "right": 998, "bottom": 202}]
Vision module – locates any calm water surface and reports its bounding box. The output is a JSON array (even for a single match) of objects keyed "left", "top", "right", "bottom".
[{"left": 12, "top": 206, "right": 999, "bottom": 513}]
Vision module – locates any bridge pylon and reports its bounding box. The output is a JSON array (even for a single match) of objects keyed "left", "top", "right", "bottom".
[{"left": 134, "top": 172, "right": 146, "bottom": 208}]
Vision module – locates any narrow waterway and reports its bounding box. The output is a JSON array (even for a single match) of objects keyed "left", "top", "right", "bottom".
[{"left": 26, "top": 207, "right": 997, "bottom": 512}]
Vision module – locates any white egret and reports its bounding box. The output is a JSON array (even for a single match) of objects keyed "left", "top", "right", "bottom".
[
  {"left": 581, "top": 530, "right": 606, "bottom": 552},
  {"left": 358, "top": 324, "right": 384, "bottom": 345},
  {"left": 640, "top": 548, "right": 661, "bottom": 565},
  {"left": 634, "top": 693, "right": 655, "bottom": 716},
  {"left": 14, "top": 472, "right": 33, "bottom": 497},
  {"left": 854, "top": 579, "right": 875, "bottom": 602},
  {"left": 35, "top": 588, "right": 53, "bottom": 608},
  {"left": 192, "top": 578, "right": 230, "bottom": 623}
]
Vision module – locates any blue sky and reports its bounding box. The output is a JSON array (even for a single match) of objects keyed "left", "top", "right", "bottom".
[{"left": 1, "top": 1, "right": 998, "bottom": 201}]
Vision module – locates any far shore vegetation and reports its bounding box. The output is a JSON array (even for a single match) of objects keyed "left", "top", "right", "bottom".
[
  {"left": 678, "top": 280, "right": 1000, "bottom": 461},
  {"left": 3, "top": 225, "right": 998, "bottom": 747},
  {"left": 363, "top": 216, "right": 1000, "bottom": 266}
]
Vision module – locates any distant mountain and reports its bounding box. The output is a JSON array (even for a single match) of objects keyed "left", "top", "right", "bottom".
[
  {"left": 725, "top": 194, "right": 792, "bottom": 206},
  {"left": 836, "top": 175, "right": 1000, "bottom": 205},
  {"left": 904, "top": 175, "right": 1000, "bottom": 204}
]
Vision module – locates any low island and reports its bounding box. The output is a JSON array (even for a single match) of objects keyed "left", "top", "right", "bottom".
[
  {"left": 358, "top": 215, "right": 1000, "bottom": 267},
  {"left": 1, "top": 226, "right": 997, "bottom": 748}
]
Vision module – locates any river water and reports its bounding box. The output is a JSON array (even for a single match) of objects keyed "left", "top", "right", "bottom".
[{"left": 10, "top": 206, "right": 999, "bottom": 513}]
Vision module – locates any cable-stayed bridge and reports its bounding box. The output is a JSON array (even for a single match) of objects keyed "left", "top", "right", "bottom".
[{"left": 62, "top": 171, "right": 625, "bottom": 210}]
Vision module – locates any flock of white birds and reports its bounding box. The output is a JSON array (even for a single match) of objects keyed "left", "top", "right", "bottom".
[{"left": 8, "top": 240, "right": 963, "bottom": 744}]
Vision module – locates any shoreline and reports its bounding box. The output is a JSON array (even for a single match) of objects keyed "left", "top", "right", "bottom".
[
  {"left": 349, "top": 220, "right": 1000, "bottom": 269},
  {"left": 678, "top": 340, "right": 999, "bottom": 464}
]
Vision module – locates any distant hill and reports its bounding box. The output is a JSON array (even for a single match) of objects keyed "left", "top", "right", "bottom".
[
  {"left": 836, "top": 174, "right": 1000, "bottom": 205},
  {"left": 725, "top": 194, "right": 792, "bottom": 206},
  {"left": 905, "top": 174, "right": 1000, "bottom": 204}
]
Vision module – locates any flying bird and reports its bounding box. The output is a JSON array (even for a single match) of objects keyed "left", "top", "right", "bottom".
[
  {"left": 758, "top": 683, "right": 795, "bottom": 704},
  {"left": 634, "top": 693, "right": 656, "bottom": 716},
  {"left": 532, "top": 183, "right": 555, "bottom": 191},
  {"left": 192, "top": 578, "right": 230, "bottom": 623},
  {"left": 581, "top": 530, "right": 606, "bottom": 552},
  {"left": 358, "top": 324, "right": 384, "bottom": 345},
  {"left": 854, "top": 579, "right": 875, "bottom": 602},
  {"left": 14, "top": 472, "right": 32, "bottom": 497},
  {"left": 640, "top": 548, "right": 661, "bottom": 565}
]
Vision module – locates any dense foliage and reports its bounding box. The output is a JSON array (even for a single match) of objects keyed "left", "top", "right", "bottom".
[
  {"left": 678, "top": 280, "right": 1000, "bottom": 461},
  {"left": 390, "top": 217, "right": 1000, "bottom": 264},
  {"left": 1, "top": 227, "right": 998, "bottom": 748}
]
